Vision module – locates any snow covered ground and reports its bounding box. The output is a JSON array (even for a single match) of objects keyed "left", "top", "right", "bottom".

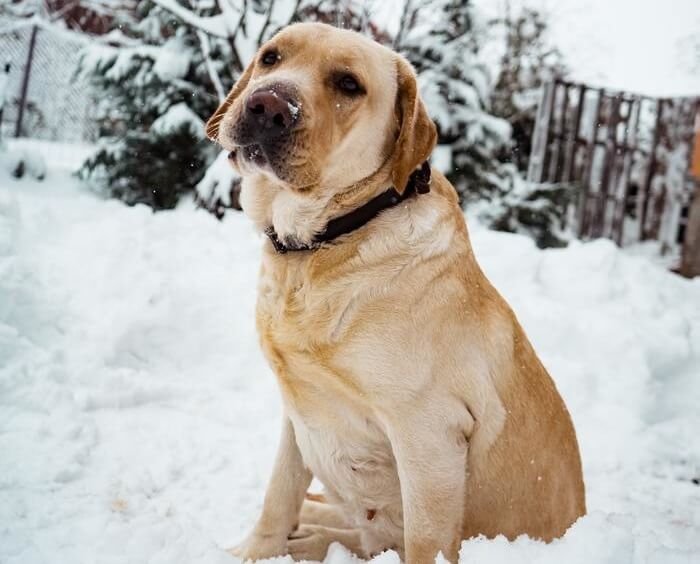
[{"left": 1, "top": 160, "right": 699, "bottom": 564}]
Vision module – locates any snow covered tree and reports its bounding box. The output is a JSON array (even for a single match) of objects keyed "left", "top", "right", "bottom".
[
  {"left": 490, "top": 4, "right": 566, "bottom": 173},
  {"left": 395, "top": 0, "right": 571, "bottom": 247},
  {"left": 77, "top": 1, "right": 221, "bottom": 209},
  {"left": 396, "top": 0, "right": 512, "bottom": 203}
]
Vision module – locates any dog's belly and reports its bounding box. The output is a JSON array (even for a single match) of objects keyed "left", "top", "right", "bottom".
[{"left": 288, "top": 407, "right": 405, "bottom": 551}]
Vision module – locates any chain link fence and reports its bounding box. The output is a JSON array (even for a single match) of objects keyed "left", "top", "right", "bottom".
[{"left": 0, "top": 23, "right": 97, "bottom": 144}]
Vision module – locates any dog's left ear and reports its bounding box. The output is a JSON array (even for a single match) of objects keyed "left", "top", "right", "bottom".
[
  {"left": 390, "top": 55, "right": 437, "bottom": 193},
  {"left": 205, "top": 61, "right": 255, "bottom": 142}
]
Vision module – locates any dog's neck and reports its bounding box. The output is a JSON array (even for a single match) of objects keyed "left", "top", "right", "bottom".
[
  {"left": 239, "top": 159, "right": 430, "bottom": 253},
  {"left": 265, "top": 162, "right": 431, "bottom": 254}
]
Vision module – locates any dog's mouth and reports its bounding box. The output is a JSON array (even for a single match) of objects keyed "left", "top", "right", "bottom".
[
  {"left": 238, "top": 144, "right": 268, "bottom": 167},
  {"left": 228, "top": 144, "right": 271, "bottom": 173}
]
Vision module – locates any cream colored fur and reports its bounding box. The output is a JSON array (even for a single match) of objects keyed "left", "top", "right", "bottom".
[{"left": 207, "top": 22, "right": 586, "bottom": 564}]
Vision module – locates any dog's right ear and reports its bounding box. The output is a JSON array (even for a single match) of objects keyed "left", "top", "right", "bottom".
[{"left": 205, "top": 62, "right": 255, "bottom": 142}]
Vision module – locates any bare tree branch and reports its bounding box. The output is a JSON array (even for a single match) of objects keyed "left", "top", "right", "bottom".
[
  {"left": 256, "top": 0, "right": 276, "bottom": 46},
  {"left": 394, "top": 0, "right": 414, "bottom": 49}
]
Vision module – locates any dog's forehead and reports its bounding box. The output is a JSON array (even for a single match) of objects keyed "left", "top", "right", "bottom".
[{"left": 267, "top": 23, "right": 393, "bottom": 73}]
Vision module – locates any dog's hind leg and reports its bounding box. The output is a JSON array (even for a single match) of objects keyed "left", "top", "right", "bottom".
[
  {"left": 288, "top": 525, "right": 365, "bottom": 562},
  {"left": 298, "top": 495, "right": 351, "bottom": 529}
]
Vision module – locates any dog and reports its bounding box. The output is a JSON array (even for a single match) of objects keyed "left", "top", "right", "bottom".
[{"left": 206, "top": 22, "right": 586, "bottom": 564}]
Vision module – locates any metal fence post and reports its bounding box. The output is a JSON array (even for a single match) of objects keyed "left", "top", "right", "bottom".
[
  {"left": 15, "top": 24, "right": 39, "bottom": 138},
  {"left": 0, "top": 60, "right": 10, "bottom": 141}
]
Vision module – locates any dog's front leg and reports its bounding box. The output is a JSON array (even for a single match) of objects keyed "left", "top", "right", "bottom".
[
  {"left": 229, "top": 416, "right": 311, "bottom": 561},
  {"left": 385, "top": 411, "right": 468, "bottom": 564}
]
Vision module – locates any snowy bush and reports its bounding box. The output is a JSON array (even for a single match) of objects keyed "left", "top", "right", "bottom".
[{"left": 479, "top": 169, "right": 577, "bottom": 248}]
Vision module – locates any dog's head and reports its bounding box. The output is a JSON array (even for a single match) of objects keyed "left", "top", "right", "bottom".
[{"left": 206, "top": 23, "right": 436, "bottom": 240}]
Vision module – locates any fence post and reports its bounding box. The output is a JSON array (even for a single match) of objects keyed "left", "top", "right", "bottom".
[
  {"left": 681, "top": 183, "right": 700, "bottom": 277},
  {"left": 15, "top": 24, "right": 39, "bottom": 138},
  {"left": 640, "top": 98, "right": 664, "bottom": 240},
  {"left": 0, "top": 60, "right": 10, "bottom": 141},
  {"left": 527, "top": 80, "right": 554, "bottom": 184}
]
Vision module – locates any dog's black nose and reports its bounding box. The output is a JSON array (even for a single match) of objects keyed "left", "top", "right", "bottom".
[{"left": 245, "top": 88, "right": 297, "bottom": 139}]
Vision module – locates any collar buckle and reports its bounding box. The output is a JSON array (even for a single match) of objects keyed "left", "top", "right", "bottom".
[{"left": 264, "top": 227, "right": 288, "bottom": 254}]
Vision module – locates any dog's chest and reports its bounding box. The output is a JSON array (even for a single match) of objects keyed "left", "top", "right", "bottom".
[{"left": 257, "top": 260, "right": 403, "bottom": 526}]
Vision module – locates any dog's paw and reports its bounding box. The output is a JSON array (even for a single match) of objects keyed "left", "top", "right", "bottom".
[
  {"left": 226, "top": 532, "right": 288, "bottom": 562},
  {"left": 287, "top": 525, "right": 331, "bottom": 563}
]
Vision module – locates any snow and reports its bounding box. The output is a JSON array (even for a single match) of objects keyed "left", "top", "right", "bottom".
[
  {"left": 153, "top": 38, "right": 192, "bottom": 82},
  {"left": 288, "top": 102, "right": 300, "bottom": 120},
  {"left": 1, "top": 154, "right": 700, "bottom": 564},
  {"left": 431, "top": 145, "right": 453, "bottom": 174},
  {"left": 80, "top": 43, "right": 162, "bottom": 83},
  {"left": 196, "top": 149, "right": 241, "bottom": 208},
  {"left": 0, "top": 148, "right": 45, "bottom": 180},
  {"left": 151, "top": 102, "right": 206, "bottom": 139}
]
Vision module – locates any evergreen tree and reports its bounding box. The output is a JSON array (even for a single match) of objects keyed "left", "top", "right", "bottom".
[
  {"left": 397, "top": 0, "right": 571, "bottom": 248},
  {"left": 78, "top": 1, "right": 223, "bottom": 209},
  {"left": 397, "top": 0, "right": 512, "bottom": 202},
  {"left": 490, "top": 5, "right": 566, "bottom": 173},
  {"left": 479, "top": 168, "right": 574, "bottom": 248}
]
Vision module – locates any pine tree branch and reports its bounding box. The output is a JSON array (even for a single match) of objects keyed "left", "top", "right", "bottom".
[{"left": 152, "top": 0, "right": 230, "bottom": 38}]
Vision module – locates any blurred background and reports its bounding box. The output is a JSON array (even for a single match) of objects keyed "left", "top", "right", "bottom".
[{"left": 1, "top": 0, "right": 699, "bottom": 272}]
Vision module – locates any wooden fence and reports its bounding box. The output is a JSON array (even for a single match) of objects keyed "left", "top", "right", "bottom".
[{"left": 527, "top": 79, "right": 700, "bottom": 263}]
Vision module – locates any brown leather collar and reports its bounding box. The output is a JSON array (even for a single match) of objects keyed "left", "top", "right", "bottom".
[{"left": 265, "top": 161, "right": 431, "bottom": 254}]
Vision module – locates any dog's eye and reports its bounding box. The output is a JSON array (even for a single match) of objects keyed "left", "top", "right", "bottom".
[
  {"left": 336, "top": 74, "right": 363, "bottom": 95},
  {"left": 261, "top": 50, "right": 279, "bottom": 66}
]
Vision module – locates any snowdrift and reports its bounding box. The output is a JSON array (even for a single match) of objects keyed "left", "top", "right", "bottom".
[{"left": 1, "top": 167, "right": 698, "bottom": 564}]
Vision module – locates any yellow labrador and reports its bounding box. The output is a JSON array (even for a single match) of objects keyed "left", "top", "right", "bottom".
[{"left": 206, "top": 22, "right": 585, "bottom": 564}]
